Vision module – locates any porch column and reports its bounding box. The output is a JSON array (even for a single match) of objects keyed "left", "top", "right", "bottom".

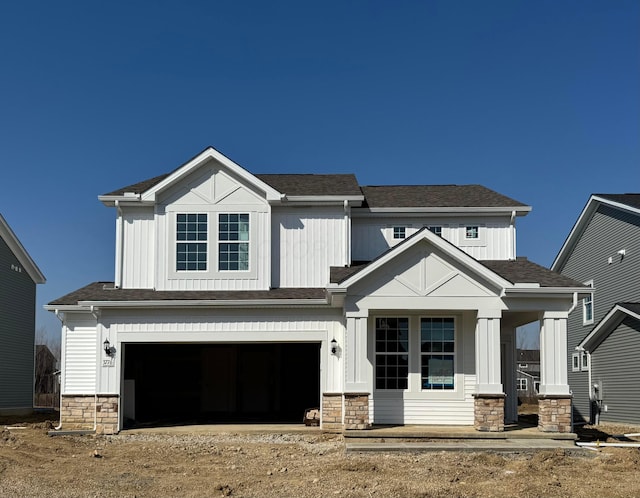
[
  {"left": 344, "top": 313, "right": 370, "bottom": 429},
  {"left": 538, "top": 311, "right": 572, "bottom": 432},
  {"left": 474, "top": 310, "right": 504, "bottom": 431}
]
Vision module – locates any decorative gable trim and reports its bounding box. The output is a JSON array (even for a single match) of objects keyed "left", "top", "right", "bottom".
[
  {"left": 0, "top": 214, "right": 46, "bottom": 284},
  {"left": 141, "top": 147, "right": 284, "bottom": 203},
  {"left": 331, "top": 227, "right": 513, "bottom": 292}
]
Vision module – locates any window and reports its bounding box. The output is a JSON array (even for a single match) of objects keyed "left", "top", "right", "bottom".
[
  {"left": 572, "top": 353, "right": 580, "bottom": 372},
  {"left": 517, "top": 378, "right": 528, "bottom": 391},
  {"left": 465, "top": 226, "right": 479, "bottom": 239},
  {"left": 420, "top": 317, "right": 455, "bottom": 390},
  {"left": 583, "top": 281, "right": 594, "bottom": 325},
  {"left": 581, "top": 352, "right": 590, "bottom": 371},
  {"left": 176, "top": 213, "right": 207, "bottom": 271},
  {"left": 428, "top": 226, "right": 442, "bottom": 237},
  {"left": 375, "top": 318, "right": 409, "bottom": 390},
  {"left": 219, "top": 213, "right": 249, "bottom": 271},
  {"left": 393, "top": 226, "right": 406, "bottom": 239}
]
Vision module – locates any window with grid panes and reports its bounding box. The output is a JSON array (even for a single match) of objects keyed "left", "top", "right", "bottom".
[
  {"left": 176, "top": 213, "right": 207, "bottom": 271},
  {"left": 375, "top": 317, "right": 409, "bottom": 390},
  {"left": 218, "top": 213, "right": 249, "bottom": 271},
  {"left": 420, "top": 317, "right": 455, "bottom": 389}
]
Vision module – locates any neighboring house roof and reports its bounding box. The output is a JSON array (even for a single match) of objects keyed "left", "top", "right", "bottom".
[
  {"left": 517, "top": 349, "right": 540, "bottom": 362},
  {"left": 0, "top": 213, "right": 46, "bottom": 284},
  {"left": 47, "top": 282, "right": 327, "bottom": 307},
  {"left": 552, "top": 193, "right": 640, "bottom": 271},
  {"left": 360, "top": 185, "right": 530, "bottom": 211},
  {"left": 578, "top": 302, "right": 640, "bottom": 352}
]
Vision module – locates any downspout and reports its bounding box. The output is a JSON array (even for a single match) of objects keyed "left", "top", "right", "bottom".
[
  {"left": 510, "top": 210, "right": 516, "bottom": 260},
  {"left": 53, "top": 310, "right": 64, "bottom": 430},
  {"left": 115, "top": 200, "right": 124, "bottom": 289},
  {"left": 90, "top": 306, "right": 100, "bottom": 432},
  {"left": 344, "top": 200, "right": 351, "bottom": 265}
]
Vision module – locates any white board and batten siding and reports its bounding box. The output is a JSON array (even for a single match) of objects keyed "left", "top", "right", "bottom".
[
  {"left": 351, "top": 217, "right": 514, "bottom": 262},
  {"left": 62, "top": 317, "right": 97, "bottom": 395},
  {"left": 272, "top": 207, "right": 348, "bottom": 287},
  {"left": 120, "top": 206, "right": 155, "bottom": 289}
]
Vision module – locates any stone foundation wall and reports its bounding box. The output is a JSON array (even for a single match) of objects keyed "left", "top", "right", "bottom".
[
  {"left": 538, "top": 396, "right": 572, "bottom": 433},
  {"left": 321, "top": 393, "right": 343, "bottom": 431},
  {"left": 344, "top": 393, "right": 369, "bottom": 430},
  {"left": 473, "top": 394, "right": 505, "bottom": 432},
  {"left": 61, "top": 395, "right": 119, "bottom": 434}
]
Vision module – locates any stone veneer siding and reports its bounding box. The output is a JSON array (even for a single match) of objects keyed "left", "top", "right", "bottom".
[
  {"left": 473, "top": 394, "right": 505, "bottom": 432},
  {"left": 538, "top": 395, "right": 572, "bottom": 433},
  {"left": 344, "top": 393, "right": 370, "bottom": 430},
  {"left": 61, "top": 395, "right": 119, "bottom": 434},
  {"left": 321, "top": 393, "right": 343, "bottom": 431}
]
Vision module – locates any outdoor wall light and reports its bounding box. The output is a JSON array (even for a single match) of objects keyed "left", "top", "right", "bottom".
[
  {"left": 103, "top": 339, "right": 112, "bottom": 356},
  {"left": 330, "top": 338, "right": 338, "bottom": 355}
]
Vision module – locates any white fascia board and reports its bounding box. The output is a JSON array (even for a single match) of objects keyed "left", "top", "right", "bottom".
[
  {"left": 352, "top": 206, "right": 531, "bottom": 217},
  {"left": 503, "top": 287, "right": 588, "bottom": 297},
  {"left": 337, "top": 229, "right": 512, "bottom": 291},
  {"left": 0, "top": 214, "right": 46, "bottom": 284},
  {"left": 579, "top": 304, "right": 640, "bottom": 352},
  {"left": 98, "top": 194, "right": 143, "bottom": 207},
  {"left": 76, "top": 299, "right": 330, "bottom": 308},
  {"left": 284, "top": 195, "right": 364, "bottom": 205},
  {"left": 43, "top": 305, "right": 89, "bottom": 312},
  {"left": 140, "top": 147, "right": 284, "bottom": 203}
]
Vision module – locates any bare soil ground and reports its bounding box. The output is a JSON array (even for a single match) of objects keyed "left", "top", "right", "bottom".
[{"left": 1, "top": 412, "right": 640, "bottom": 498}]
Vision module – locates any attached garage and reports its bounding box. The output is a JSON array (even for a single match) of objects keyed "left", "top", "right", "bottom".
[{"left": 123, "top": 343, "right": 320, "bottom": 428}]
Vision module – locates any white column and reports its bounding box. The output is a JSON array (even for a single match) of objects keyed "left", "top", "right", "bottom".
[
  {"left": 539, "top": 311, "right": 570, "bottom": 396},
  {"left": 345, "top": 313, "right": 371, "bottom": 393},
  {"left": 475, "top": 310, "right": 503, "bottom": 395}
]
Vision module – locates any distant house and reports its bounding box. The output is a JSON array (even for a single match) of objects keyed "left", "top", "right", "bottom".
[
  {"left": 35, "top": 344, "right": 59, "bottom": 407},
  {"left": 516, "top": 349, "right": 540, "bottom": 400},
  {"left": 46, "top": 146, "right": 585, "bottom": 434},
  {"left": 552, "top": 194, "right": 640, "bottom": 426},
  {"left": 0, "top": 214, "right": 46, "bottom": 415}
]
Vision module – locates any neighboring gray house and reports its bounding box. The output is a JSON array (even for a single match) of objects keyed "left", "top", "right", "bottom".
[
  {"left": 552, "top": 194, "right": 640, "bottom": 426},
  {"left": 516, "top": 349, "right": 540, "bottom": 400},
  {"left": 0, "top": 214, "right": 46, "bottom": 415}
]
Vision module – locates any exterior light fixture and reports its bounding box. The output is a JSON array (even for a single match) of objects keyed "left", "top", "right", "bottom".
[
  {"left": 103, "top": 339, "right": 112, "bottom": 356},
  {"left": 330, "top": 338, "right": 338, "bottom": 355}
]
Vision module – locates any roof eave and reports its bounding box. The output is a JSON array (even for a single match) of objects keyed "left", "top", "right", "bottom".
[
  {"left": 578, "top": 304, "right": 640, "bottom": 351},
  {"left": 74, "top": 298, "right": 331, "bottom": 308},
  {"left": 0, "top": 214, "right": 46, "bottom": 284},
  {"left": 355, "top": 206, "right": 531, "bottom": 215}
]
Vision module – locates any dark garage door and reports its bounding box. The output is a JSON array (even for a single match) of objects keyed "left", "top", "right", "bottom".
[{"left": 123, "top": 343, "right": 320, "bottom": 427}]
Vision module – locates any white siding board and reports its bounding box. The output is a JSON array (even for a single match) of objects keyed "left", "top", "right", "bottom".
[
  {"left": 121, "top": 207, "right": 155, "bottom": 289},
  {"left": 273, "top": 207, "right": 347, "bottom": 287},
  {"left": 63, "top": 324, "right": 97, "bottom": 394}
]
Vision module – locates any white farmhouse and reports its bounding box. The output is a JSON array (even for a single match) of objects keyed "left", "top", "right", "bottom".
[{"left": 47, "top": 147, "right": 585, "bottom": 434}]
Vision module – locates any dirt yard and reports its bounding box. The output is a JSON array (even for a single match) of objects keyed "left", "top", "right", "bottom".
[{"left": 2, "top": 413, "right": 640, "bottom": 498}]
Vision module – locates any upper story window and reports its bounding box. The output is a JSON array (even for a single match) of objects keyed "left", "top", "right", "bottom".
[
  {"left": 219, "top": 213, "right": 250, "bottom": 271},
  {"left": 583, "top": 280, "right": 594, "bottom": 325},
  {"left": 393, "top": 226, "right": 406, "bottom": 239},
  {"left": 517, "top": 378, "right": 528, "bottom": 391},
  {"left": 375, "top": 317, "right": 409, "bottom": 390},
  {"left": 176, "top": 213, "right": 208, "bottom": 271},
  {"left": 420, "top": 317, "right": 455, "bottom": 390},
  {"left": 465, "top": 226, "right": 479, "bottom": 239},
  {"left": 428, "top": 226, "right": 442, "bottom": 237}
]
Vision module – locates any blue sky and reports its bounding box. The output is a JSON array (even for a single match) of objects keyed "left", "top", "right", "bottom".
[{"left": 1, "top": 1, "right": 638, "bottom": 345}]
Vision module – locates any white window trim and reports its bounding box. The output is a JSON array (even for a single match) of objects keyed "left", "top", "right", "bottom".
[
  {"left": 458, "top": 224, "right": 486, "bottom": 247},
  {"left": 517, "top": 378, "right": 528, "bottom": 391},
  {"left": 572, "top": 352, "right": 580, "bottom": 372},
  {"left": 583, "top": 280, "right": 594, "bottom": 325},
  {"left": 392, "top": 226, "right": 406, "bottom": 239},
  {"left": 581, "top": 352, "right": 590, "bottom": 372},
  {"left": 373, "top": 316, "right": 410, "bottom": 392},
  {"left": 419, "top": 316, "right": 456, "bottom": 392},
  {"left": 175, "top": 212, "right": 209, "bottom": 273}
]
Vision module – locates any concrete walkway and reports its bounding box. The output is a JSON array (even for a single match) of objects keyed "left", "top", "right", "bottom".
[{"left": 346, "top": 439, "right": 582, "bottom": 453}]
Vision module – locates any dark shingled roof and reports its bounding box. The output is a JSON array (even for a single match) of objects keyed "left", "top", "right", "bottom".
[
  {"left": 360, "top": 185, "right": 528, "bottom": 208},
  {"left": 48, "top": 282, "right": 327, "bottom": 306},
  {"left": 330, "top": 257, "right": 585, "bottom": 287},
  {"left": 595, "top": 194, "right": 640, "bottom": 210},
  {"left": 103, "top": 173, "right": 362, "bottom": 198},
  {"left": 479, "top": 258, "right": 585, "bottom": 287},
  {"left": 256, "top": 174, "right": 362, "bottom": 196}
]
